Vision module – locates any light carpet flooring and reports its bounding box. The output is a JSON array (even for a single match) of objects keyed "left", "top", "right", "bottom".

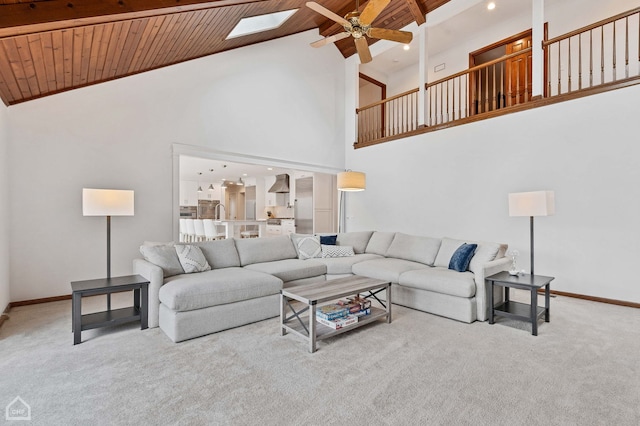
[{"left": 1, "top": 290, "right": 639, "bottom": 426}]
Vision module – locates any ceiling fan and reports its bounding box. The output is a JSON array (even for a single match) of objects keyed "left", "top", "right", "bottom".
[{"left": 306, "top": 0, "right": 413, "bottom": 64}]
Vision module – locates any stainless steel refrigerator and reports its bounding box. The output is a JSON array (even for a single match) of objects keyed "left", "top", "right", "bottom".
[{"left": 294, "top": 177, "right": 313, "bottom": 234}]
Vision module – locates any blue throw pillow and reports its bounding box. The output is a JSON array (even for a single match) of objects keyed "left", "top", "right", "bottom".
[
  {"left": 448, "top": 243, "right": 478, "bottom": 272},
  {"left": 320, "top": 235, "right": 338, "bottom": 245}
]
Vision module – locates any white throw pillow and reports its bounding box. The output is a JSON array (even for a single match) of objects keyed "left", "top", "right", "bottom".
[
  {"left": 321, "top": 245, "right": 355, "bottom": 258},
  {"left": 175, "top": 245, "right": 211, "bottom": 273},
  {"left": 296, "top": 235, "right": 322, "bottom": 260}
]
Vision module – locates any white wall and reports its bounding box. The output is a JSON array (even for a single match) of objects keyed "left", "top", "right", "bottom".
[
  {"left": 345, "top": 84, "right": 640, "bottom": 304},
  {"left": 6, "top": 29, "right": 346, "bottom": 301},
  {"left": 0, "top": 104, "right": 9, "bottom": 311}
]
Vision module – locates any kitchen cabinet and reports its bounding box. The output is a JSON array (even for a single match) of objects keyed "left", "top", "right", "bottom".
[
  {"left": 266, "top": 225, "right": 282, "bottom": 237},
  {"left": 180, "top": 181, "right": 198, "bottom": 206},
  {"left": 313, "top": 173, "right": 337, "bottom": 233},
  {"left": 281, "top": 219, "right": 295, "bottom": 236},
  {"left": 180, "top": 180, "right": 221, "bottom": 206},
  {"left": 264, "top": 176, "right": 277, "bottom": 207}
]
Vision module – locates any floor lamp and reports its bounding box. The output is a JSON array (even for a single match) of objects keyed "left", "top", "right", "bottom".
[
  {"left": 508, "top": 190, "right": 555, "bottom": 276},
  {"left": 337, "top": 171, "right": 366, "bottom": 233},
  {"left": 83, "top": 188, "right": 135, "bottom": 309}
]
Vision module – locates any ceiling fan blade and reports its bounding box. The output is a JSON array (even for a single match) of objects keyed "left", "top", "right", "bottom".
[
  {"left": 354, "top": 37, "right": 372, "bottom": 63},
  {"left": 306, "top": 2, "right": 351, "bottom": 27},
  {"left": 368, "top": 28, "right": 413, "bottom": 44},
  {"left": 310, "top": 32, "right": 351, "bottom": 48},
  {"left": 359, "top": 0, "right": 391, "bottom": 26}
]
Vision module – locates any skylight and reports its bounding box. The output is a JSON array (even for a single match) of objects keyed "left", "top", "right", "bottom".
[{"left": 226, "top": 9, "right": 299, "bottom": 40}]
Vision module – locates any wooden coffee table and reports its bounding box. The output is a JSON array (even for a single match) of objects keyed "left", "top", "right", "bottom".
[{"left": 280, "top": 275, "right": 391, "bottom": 353}]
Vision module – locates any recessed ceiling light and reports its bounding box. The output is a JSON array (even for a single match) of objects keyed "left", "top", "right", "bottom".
[
  {"left": 267, "top": 167, "right": 273, "bottom": 171},
  {"left": 226, "top": 9, "right": 298, "bottom": 40},
  {"left": 243, "top": 173, "right": 248, "bottom": 176},
  {"left": 487, "top": 2, "right": 496, "bottom": 10},
  {"left": 403, "top": 44, "right": 410, "bottom": 51}
]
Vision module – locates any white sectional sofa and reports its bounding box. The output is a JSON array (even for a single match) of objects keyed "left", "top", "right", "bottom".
[{"left": 134, "top": 232, "right": 509, "bottom": 342}]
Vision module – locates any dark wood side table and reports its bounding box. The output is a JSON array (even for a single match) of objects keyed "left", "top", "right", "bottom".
[
  {"left": 486, "top": 271, "right": 555, "bottom": 336},
  {"left": 71, "top": 274, "right": 150, "bottom": 345}
]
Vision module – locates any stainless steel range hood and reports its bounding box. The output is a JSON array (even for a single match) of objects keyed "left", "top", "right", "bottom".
[{"left": 268, "top": 174, "right": 290, "bottom": 193}]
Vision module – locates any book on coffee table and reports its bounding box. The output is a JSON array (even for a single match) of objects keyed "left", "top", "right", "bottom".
[{"left": 316, "top": 315, "right": 358, "bottom": 330}]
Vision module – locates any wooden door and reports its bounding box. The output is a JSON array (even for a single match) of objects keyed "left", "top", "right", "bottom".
[{"left": 506, "top": 35, "right": 532, "bottom": 105}]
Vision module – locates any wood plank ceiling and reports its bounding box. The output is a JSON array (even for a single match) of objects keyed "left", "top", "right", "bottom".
[{"left": 0, "top": 0, "right": 450, "bottom": 105}]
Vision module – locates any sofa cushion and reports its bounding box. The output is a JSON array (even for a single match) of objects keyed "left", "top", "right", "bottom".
[
  {"left": 314, "top": 253, "right": 382, "bottom": 275},
  {"left": 434, "top": 237, "right": 507, "bottom": 274},
  {"left": 177, "top": 238, "right": 240, "bottom": 269},
  {"left": 139, "top": 244, "right": 184, "bottom": 277},
  {"left": 399, "top": 268, "right": 476, "bottom": 298},
  {"left": 352, "top": 258, "right": 430, "bottom": 283},
  {"left": 385, "top": 233, "right": 441, "bottom": 266},
  {"left": 244, "top": 259, "right": 326, "bottom": 283},
  {"left": 449, "top": 243, "right": 477, "bottom": 272},
  {"left": 336, "top": 231, "right": 373, "bottom": 254},
  {"left": 175, "top": 245, "right": 211, "bottom": 273},
  {"left": 321, "top": 245, "right": 354, "bottom": 258},
  {"left": 235, "top": 235, "right": 297, "bottom": 266},
  {"left": 159, "top": 267, "right": 282, "bottom": 312},
  {"left": 365, "top": 232, "right": 396, "bottom": 256}
]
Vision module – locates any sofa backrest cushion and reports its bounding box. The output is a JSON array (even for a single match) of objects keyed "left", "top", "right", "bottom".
[
  {"left": 178, "top": 238, "right": 241, "bottom": 269},
  {"left": 235, "top": 235, "right": 298, "bottom": 266},
  {"left": 434, "top": 237, "right": 508, "bottom": 274},
  {"left": 385, "top": 233, "right": 441, "bottom": 266},
  {"left": 365, "top": 232, "right": 396, "bottom": 256},
  {"left": 336, "top": 231, "right": 374, "bottom": 254}
]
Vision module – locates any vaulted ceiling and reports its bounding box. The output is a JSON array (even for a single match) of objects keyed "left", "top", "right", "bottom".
[{"left": 0, "top": 0, "right": 450, "bottom": 105}]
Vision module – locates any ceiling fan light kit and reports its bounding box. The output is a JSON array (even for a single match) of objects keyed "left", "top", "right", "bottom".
[{"left": 306, "top": 0, "right": 413, "bottom": 63}]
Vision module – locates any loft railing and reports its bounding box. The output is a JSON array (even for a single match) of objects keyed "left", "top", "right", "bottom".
[
  {"left": 356, "top": 88, "right": 419, "bottom": 144},
  {"left": 426, "top": 47, "right": 531, "bottom": 126},
  {"left": 543, "top": 7, "right": 640, "bottom": 96},
  {"left": 355, "top": 7, "right": 640, "bottom": 146}
]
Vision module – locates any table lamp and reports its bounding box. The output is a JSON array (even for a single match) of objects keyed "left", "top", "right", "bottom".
[
  {"left": 508, "top": 190, "right": 555, "bottom": 276},
  {"left": 83, "top": 188, "right": 135, "bottom": 308}
]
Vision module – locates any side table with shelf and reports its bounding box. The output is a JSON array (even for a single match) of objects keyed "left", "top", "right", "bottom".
[
  {"left": 486, "top": 271, "right": 555, "bottom": 336},
  {"left": 71, "top": 274, "right": 150, "bottom": 345}
]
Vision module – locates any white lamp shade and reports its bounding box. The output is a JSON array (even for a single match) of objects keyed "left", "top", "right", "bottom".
[
  {"left": 83, "top": 188, "right": 135, "bottom": 216},
  {"left": 337, "top": 171, "right": 366, "bottom": 192},
  {"left": 508, "top": 191, "right": 555, "bottom": 217}
]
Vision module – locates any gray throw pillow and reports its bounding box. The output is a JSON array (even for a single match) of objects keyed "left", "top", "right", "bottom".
[{"left": 139, "top": 244, "right": 184, "bottom": 277}]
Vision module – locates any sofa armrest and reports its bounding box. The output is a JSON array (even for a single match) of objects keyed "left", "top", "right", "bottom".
[
  {"left": 133, "top": 258, "right": 164, "bottom": 328},
  {"left": 473, "top": 256, "right": 511, "bottom": 322}
]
